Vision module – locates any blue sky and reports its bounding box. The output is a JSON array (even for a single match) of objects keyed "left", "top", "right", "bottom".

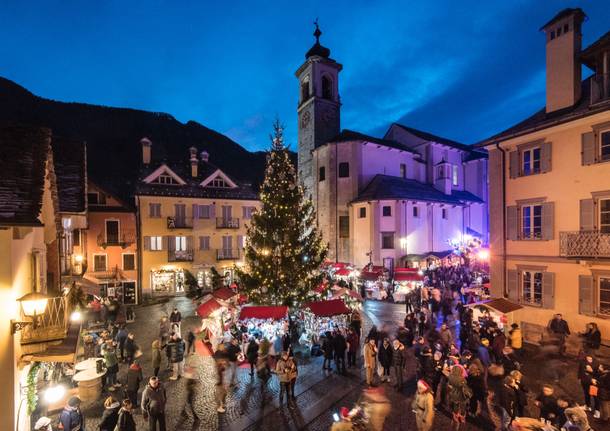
[{"left": 1, "top": 1, "right": 608, "bottom": 151}]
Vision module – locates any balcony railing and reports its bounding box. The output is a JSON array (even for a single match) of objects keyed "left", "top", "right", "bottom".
[
  {"left": 167, "top": 216, "right": 193, "bottom": 229},
  {"left": 19, "top": 296, "right": 68, "bottom": 345},
  {"left": 591, "top": 73, "right": 610, "bottom": 105},
  {"left": 168, "top": 249, "right": 194, "bottom": 262},
  {"left": 97, "top": 230, "right": 136, "bottom": 248},
  {"left": 217, "top": 249, "right": 240, "bottom": 260},
  {"left": 216, "top": 217, "right": 240, "bottom": 229},
  {"left": 559, "top": 230, "right": 610, "bottom": 258}
]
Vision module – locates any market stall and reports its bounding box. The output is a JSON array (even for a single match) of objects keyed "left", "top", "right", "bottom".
[
  {"left": 392, "top": 268, "right": 424, "bottom": 302},
  {"left": 302, "top": 299, "right": 351, "bottom": 346},
  {"left": 359, "top": 265, "right": 389, "bottom": 300},
  {"left": 238, "top": 306, "right": 290, "bottom": 341},
  {"left": 465, "top": 298, "right": 523, "bottom": 330},
  {"left": 212, "top": 286, "right": 239, "bottom": 306},
  {"left": 331, "top": 287, "right": 363, "bottom": 309},
  {"left": 197, "top": 297, "right": 226, "bottom": 348}
]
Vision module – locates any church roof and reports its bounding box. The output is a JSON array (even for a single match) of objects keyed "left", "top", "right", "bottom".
[
  {"left": 328, "top": 129, "right": 417, "bottom": 153},
  {"left": 352, "top": 174, "right": 484, "bottom": 205},
  {"left": 306, "top": 22, "right": 331, "bottom": 59},
  {"left": 390, "top": 123, "right": 477, "bottom": 153}
]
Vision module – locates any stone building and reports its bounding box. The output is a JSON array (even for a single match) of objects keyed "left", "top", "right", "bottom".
[
  {"left": 479, "top": 8, "right": 610, "bottom": 341},
  {"left": 296, "top": 25, "right": 488, "bottom": 269}
]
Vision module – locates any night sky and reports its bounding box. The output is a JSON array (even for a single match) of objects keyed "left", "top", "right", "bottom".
[{"left": 1, "top": 1, "right": 608, "bottom": 151}]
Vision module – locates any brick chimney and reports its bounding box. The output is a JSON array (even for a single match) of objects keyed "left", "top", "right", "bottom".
[
  {"left": 141, "top": 137, "right": 152, "bottom": 165},
  {"left": 541, "top": 8, "right": 586, "bottom": 113},
  {"left": 200, "top": 150, "right": 209, "bottom": 162},
  {"left": 189, "top": 147, "right": 198, "bottom": 177}
]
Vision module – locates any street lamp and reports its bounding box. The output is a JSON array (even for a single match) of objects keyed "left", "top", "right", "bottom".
[{"left": 12, "top": 292, "right": 49, "bottom": 334}]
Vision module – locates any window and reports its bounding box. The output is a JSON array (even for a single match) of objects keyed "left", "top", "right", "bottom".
[
  {"left": 242, "top": 206, "right": 256, "bottom": 219},
  {"left": 442, "top": 208, "right": 448, "bottom": 219},
  {"left": 93, "top": 254, "right": 107, "bottom": 272},
  {"left": 381, "top": 232, "right": 394, "bottom": 249},
  {"left": 105, "top": 220, "right": 120, "bottom": 244},
  {"left": 149, "top": 203, "right": 161, "bottom": 218},
  {"left": 197, "top": 205, "right": 211, "bottom": 219},
  {"left": 550, "top": 31, "right": 555, "bottom": 40},
  {"left": 199, "top": 236, "right": 210, "bottom": 251},
  {"left": 600, "top": 277, "right": 610, "bottom": 316},
  {"left": 522, "top": 271, "right": 543, "bottom": 305},
  {"left": 209, "top": 177, "right": 229, "bottom": 188},
  {"left": 150, "top": 236, "right": 163, "bottom": 251},
  {"left": 522, "top": 147, "right": 541, "bottom": 175},
  {"left": 413, "top": 206, "right": 419, "bottom": 218},
  {"left": 452, "top": 165, "right": 458, "bottom": 186},
  {"left": 73, "top": 229, "right": 80, "bottom": 246},
  {"left": 339, "top": 216, "right": 349, "bottom": 238},
  {"left": 400, "top": 163, "right": 406, "bottom": 179},
  {"left": 153, "top": 174, "right": 178, "bottom": 185},
  {"left": 87, "top": 192, "right": 99, "bottom": 205},
  {"left": 522, "top": 204, "right": 542, "bottom": 239},
  {"left": 301, "top": 78, "right": 310, "bottom": 101},
  {"left": 319, "top": 166, "right": 326, "bottom": 182},
  {"left": 322, "top": 75, "right": 333, "bottom": 100},
  {"left": 563, "top": 24, "right": 569, "bottom": 34},
  {"left": 382, "top": 206, "right": 392, "bottom": 217},
  {"left": 175, "top": 236, "right": 187, "bottom": 251},
  {"left": 557, "top": 26, "right": 562, "bottom": 37},
  {"left": 338, "top": 162, "right": 349, "bottom": 178},
  {"left": 359, "top": 207, "right": 366, "bottom": 218},
  {"left": 122, "top": 254, "right": 135, "bottom": 271},
  {"left": 599, "top": 199, "right": 610, "bottom": 233},
  {"left": 600, "top": 131, "right": 610, "bottom": 161}
]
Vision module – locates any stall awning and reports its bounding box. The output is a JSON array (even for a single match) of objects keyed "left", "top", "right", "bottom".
[
  {"left": 335, "top": 268, "right": 351, "bottom": 277},
  {"left": 403, "top": 250, "right": 455, "bottom": 261},
  {"left": 394, "top": 272, "right": 424, "bottom": 282},
  {"left": 239, "top": 306, "right": 288, "bottom": 320},
  {"left": 305, "top": 299, "right": 351, "bottom": 317},
  {"left": 197, "top": 298, "right": 223, "bottom": 318},
  {"left": 314, "top": 282, "right": 328, "bottom": 294},
  {"left": 212, "top": 286, "right": 238, "bottom": 301},
  {"left": 332, "top": 288, "right": 363, "bottom": 301},
  {"left": 78, "top": 276, "right": 102, "bottom": 296},
  {"left": 466, "top": 298, "right": 523, "bottom": 314}
]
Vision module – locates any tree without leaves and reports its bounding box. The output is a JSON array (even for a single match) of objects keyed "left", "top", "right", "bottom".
[{"left": 236, "top": 120, "right": 328, "bottom": 307}]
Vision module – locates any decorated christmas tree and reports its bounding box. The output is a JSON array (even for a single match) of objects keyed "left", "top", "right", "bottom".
[{"left": 237, "top": 120, "right": 327, "bottom": 306}]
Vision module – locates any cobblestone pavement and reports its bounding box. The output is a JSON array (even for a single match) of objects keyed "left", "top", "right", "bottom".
[{"left": 81, "top": 297, "right": 609, "bottom": 431}]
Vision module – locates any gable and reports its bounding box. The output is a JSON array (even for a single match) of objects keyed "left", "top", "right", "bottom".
[
  {"left": 200, "top": 169, "right": 237, "bottom": 189},
  {"left": 143, "top": 164, "right": 186, "bottom": 186}
]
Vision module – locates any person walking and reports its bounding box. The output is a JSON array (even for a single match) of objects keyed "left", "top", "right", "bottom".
[
  {"left": 115, "top": 325, "right": 128, "bottom": 361},
  {"left": 116, "top": 399, "right": 136, "bottom": 431},
  {"left": 439, "top": 323, "right": 453, "bottom": 351},
  {"left": 276, "top": 351, "right": 293, "bottom": 406},
  {"left": 509, "top": 370, "right": 529, "bottom": 418},
  {"left": 391, "top": 339, "right": 407, "bottom": 391},
  {"left": 59, "top": 396, "right": 85, "bottom": 431},
  {"left": 578, "top": 354, "right": 601, "bottom": 417},
  {"left": 99, "top": 396, "right": 120, "bottom": 431},
  {"left": 178, "top": 378, "right": 201, "bottom": 427},
  {"left": 582, "top": 322, "right": 602, "bottom": 355},
  {"left": 496, "top": 376, "right": 517, "bottom": 431},
  {"left": 363, "top": 338, "right": 378, "bottom": 386},
  {"left": 447, "top": 365, "right": 472, "bottom": 431},
  {"left": 126, "top": 360, "right": 143, "bottom": 409},
  {"left": 508, "top": 323, "right": 523, "bottom": 359},
  {"left": 159, "top": 317, "right": 170, "bottom": 346},
  {"left": 246, "top": 338, "right": 259, "bottom": 376},
  {"left": 548, "top": 313, "right": 570, "bottom": 356},
  {"left": 124, "top": 333, "right": 139, "bottom": 365},
  {"left": 412, "top": 380, "right": 435, "bottom": 431},
  {"left": 467, "top": 362, "right": 487, "bottom": 417},
  {"left": 378, "top": 338, "right": 393, "bottom": 383},
  {"left": 321, "top": 332, "right": 334, "bottom": 371},
  {"left": 226, "top": 338, "right": 241, "bottom": 386},
  {"left": 103, "top": 344, "right": 120, "bottom": 391},
  {"left": 152, "top": 339, "right": 162, "bottom": 377},
  {"left": 186, "top": 328, "right": 196, "bottom": 356},
  {"left": 142, "top": 376, "right": 167, "bottom": 431},
  {"left": 215, "top": 361, "right": 228, "bottom": 413},
  {"left": 333, "top": 330, "right": 347, "bottom": 375},
  {"left": 346, "top": 328, "right": 359, "bottom": 368},
  {"left": 168, "top": 333, "right": 185, "bottom": 380},
  {"left": 288, "top": 354, "right": 298, "bottom": 402}
]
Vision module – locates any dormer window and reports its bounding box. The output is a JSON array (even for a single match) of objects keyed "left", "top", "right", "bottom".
[
  {"left": 153, "top": 174, "right": 179, "bottom": 185},
  {"left": 210, "top": 177, "right": 229, "bottom": 188}
]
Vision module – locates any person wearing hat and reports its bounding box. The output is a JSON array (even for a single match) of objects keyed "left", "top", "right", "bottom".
[
  {"left": 412, "top": 380, "right": 435, "bottom": 431},
  {"left": 34, "top": 417, "right": 52, "bottom": 431},
  {"left": 58, "top": 396, "right": 84, "bottom": 431}
]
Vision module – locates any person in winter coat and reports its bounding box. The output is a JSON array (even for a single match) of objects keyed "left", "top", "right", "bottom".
[
  {"left": 159, "top": 317, "right": 170, "bottom": 346},
  {"left": 152, "top": 339, "right": 162, "bottom": 377},
  {"left": 363, "top": 338, "right": 378, "bottom": 386},
  {"left": 346, "top": 329, "right": 359, "bottom": 368},
  {"left": 99, "top": 396, "right": 120, "bottom": 431},
  {"left": 333, "top": 331, "right": 348, "bottom": 374},
  {"left": 439, "top": 323, "right": 453, "bottom": 350},
  {"left": 276, "top": 351, "right": 294, "bottom": 406},
  {"left": 391, "top": 339, "right": 407, "bottom": 391},
  {"left": 492, "top": 330, "right": 507, "bottom": 363},
  {"left": 578, "top": 354, "right": 602, "bottom": 417},
  {"left": 321, "top": 332, "right": 334, "bottom": 370},
  {"left": 534, "top": 384, "right": 558, "bottom": 424},
  {"left": 419, "top": 346, "right": 436, "bottom": 388},
  {"left": 447, "top": 365, "right": 472, "bottom": 431},
  {"left": 582, "top": 322, "right": 602, "bottom": 355},
  {"left": 115, "top": 325, "right": 128, "bottom": 361},
  {"left": 226, "top": 338, "right": 241, "bottom": 386},
  {"left": 564, "top": 404, "right": 592, "bottom": 431},
  {"left": 477, "top": 339, "right": 492, "bottom": 368},
  {"left": 496, "top": 377, "right": 517, "bottom": 431},
  {"left": 548, "top": 313, "right": 570, "bottom": 356},
  {"left": 116, "top": 399, "right": 136, "bottom": 431},
  {"left": 598, "top": 367, "right": 610, "bottom": 422},
  {"left": 509, "top": 370, "right": 528, "bottom": 418},
  {"left": 467, "top": 362, "right": 487, "bottom": 417},
  {"left": 123, "top": 333, "right": 138, "bottom": 365},
  {"left": 412, "top": 379, "right": 435, "bottom": 431},
  {"left": 142, "top": 376, "right": 167, "bottom": 431},
  {"left": 126, "top": 360, "right": 143, "bottom": 408},
  {"left": 288, "top": 355, "right": 298, "bottom": 401},
  {"left": 509, "top": 323, "right": 523, "bottom": 358},
  {"left": 186, "top": 329, "right": 196, "bottom": 355},
  {"left": 168, "top": 333, "right": 185, "bottom": 380},
  {"left": 59, "top": 396, "right": 85, "bottom": 431},
  {"left": 378, "top": 338, "right": 393, "bottom": 383},
  {"left": 103, "top": 344, "right": 120, "bottom": 391},
  {"left": 246, "top": 338, "right": 259, "bottom": 376}
]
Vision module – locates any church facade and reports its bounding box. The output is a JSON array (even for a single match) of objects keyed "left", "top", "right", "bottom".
[{"left": 296, "top": 26, "right": 488, "bottom": 269}]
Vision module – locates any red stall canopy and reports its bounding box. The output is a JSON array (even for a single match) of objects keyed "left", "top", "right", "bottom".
[
  {"left": 197, "top": 298, "right": 223, "bottom": 318},
  {"left": 393, "top": 268, "right": 424, "bottom": 282},
  {"left": 332, "top": 288, "right": 363, "bottom": 301},
  {"left": 213, "top": 286, "right": 238, "bottom": 301},
  {"left": 305, "top": 299, "right": 351, "bottom": 317},
  {"left": 335, "top": 268, "right": 351, "bottom": 277},
  {"left": 239, "top": 306, "right": 288, "bottom": 320}
]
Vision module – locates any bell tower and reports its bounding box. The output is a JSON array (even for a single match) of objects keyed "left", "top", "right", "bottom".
[{"left": 295, "top": 21, "right": 342, "bottom": 199}]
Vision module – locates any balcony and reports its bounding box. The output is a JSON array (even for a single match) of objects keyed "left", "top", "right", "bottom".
[
  {"left": 216, "top": 217, "right": 240, "bottom": 229},
  {"left": 97, "top": 230, "right": 136, "bottom": 248},
  {"left": 559, "top": 230, "right": 610, "bottom": 258},
  {"left": 217, "top": 248, "right": 240, "bottom": 260},
  {"left": 591, "top": 73, "right": 610, "bottom": 105},
  {"left": 167, "top": 216, "right": 193, "bottom": 229},
  {"left": 19, "top": 296, "right": 68, "bottom": 345},
  {"left": 168, "top": 248, "right": 194, "bottom": 262}
]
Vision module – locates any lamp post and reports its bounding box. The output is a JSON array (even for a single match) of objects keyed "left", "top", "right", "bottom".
[{"left": 12, "top": 292, "right": 49, "bottom": 334}]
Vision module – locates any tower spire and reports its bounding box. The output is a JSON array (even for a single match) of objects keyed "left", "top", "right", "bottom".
[{"left": 313, "top": 18, "right": 321, "bottom": 44}]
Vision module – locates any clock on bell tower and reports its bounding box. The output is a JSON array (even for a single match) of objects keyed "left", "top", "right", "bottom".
[{"left": 295, "top": 21, "right": 342, "bottom": 199}]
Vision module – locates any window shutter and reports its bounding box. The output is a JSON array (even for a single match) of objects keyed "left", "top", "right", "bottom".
[
  {"left": 507, "top": 206, "right": 518, "bottom": 240},
  {"left": 192, "top": 204, "right": 199, "bottom": 219},
  {"left": 578, "top": 275, "right": 595, "bottom": 315},
  {"left": 210, "top": 204, "right": 216, "bottom": 218},
  {"left": 187, "top": 236, "right": 193, "bottom": 251},
  {"left": 541, "top": 142, "right": 552, "bottom": 173},
  {"left": 165, "top": 236, "right": 173, "bottom": 252},
  {"left": 507, "top": 269, "right": 519, "bottom": 302},
  {"left": 579, "top": 199, "right": 595, "bottom": 231},
  {"left": 242, "top": 206, "right": 247, "bottom": 219},
  {"left": 541, "top": 202, "right": 554, "bottom": 240},
  {"left": 237, "top": 235, "right": 244, "bottom": 249},
  {"left": 581, "top": 132, "right": 596, "bottom": 165},
  {"left": 542, "top": 272, "right": 555, "bottom": 309},
  {"left": 509, "top": 151, "right": 519, "bottom": 179},
  {"left": 143, "top": 236, "right": 150, "bottom": 251}
]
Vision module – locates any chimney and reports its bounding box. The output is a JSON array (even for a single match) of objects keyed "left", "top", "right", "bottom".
[
  {"left": 141, "top": 137, "right": 152, "bottom": 165},
  {"left": 541, "top": 8, "right": 586, "bottom": 113},
  {"left": 189, "top": 147, "right": 198, "bottom": 177},
  {"left": 200, "top": 150, "right": 209, "bottom": 162}
]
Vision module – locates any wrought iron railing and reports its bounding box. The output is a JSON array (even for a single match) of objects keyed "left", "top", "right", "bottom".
[
  {"left": 167, "top": 216, "right": 193, "bottom": 229},
  {"left": 216, "top": 217, "right": 240, "bottom": 229},
  {"left": 168, "top": 249, "right": 194, "bottom": 262},
  {"left": 559, "top": 230, "right": 610, "bottom": 257},
  {"left": 97, "top": 230, "right": 136, "bottom": 248},
  {"left": 217, "top": 249, "right": 240, "bottom": 260},
  {"left": 19, "top": 296, "right": 68, "bottom": 344},
  {"left": 591, "top": 73, "right": 610, "bottom": 105}
]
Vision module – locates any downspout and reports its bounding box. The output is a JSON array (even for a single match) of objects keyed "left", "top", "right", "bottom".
[
  {"left": 495, "top": 141, "right": 507, "bottom": 297},
  {"left": 135, "top": 195, "right": 143, "bottom": 304}
]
